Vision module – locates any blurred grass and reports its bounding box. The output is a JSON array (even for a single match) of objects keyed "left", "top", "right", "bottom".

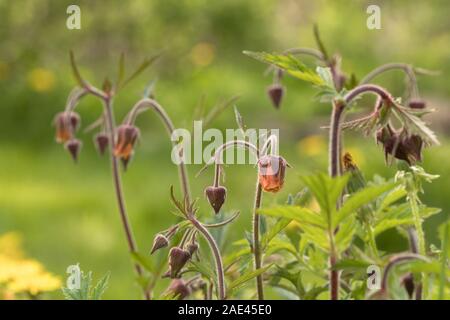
[{"left": 0, "top": 0, "right": 449, "bottom": 299}]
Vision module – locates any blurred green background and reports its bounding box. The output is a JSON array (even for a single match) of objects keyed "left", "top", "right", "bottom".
[{"left": 0, "top": 0, "right": 449, "bottom": 299}]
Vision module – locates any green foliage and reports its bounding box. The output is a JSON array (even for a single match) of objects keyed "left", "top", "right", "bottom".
[
  {"left": 243, "top": 51, "right": 325, "bottom": 86},
  {"left": 62, "top": 267, "right": 110, "bottom": 300}
]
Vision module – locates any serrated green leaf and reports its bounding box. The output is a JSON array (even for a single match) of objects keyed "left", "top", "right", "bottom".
[
  {"left": 335, "top": 217, "right": 356, "bottom": 253},
  {"left": 266, "top": 238, "right": 297, "bottom": 256},
  {"left": 301, "top": 224, "right": 329, "bottom": 252},
  {"left": 334, "top": 182, "right": 396, "bottom": 228},
  {"left": 300, "top": 173, "right": 349, "bottom": 224},
  {"left": 243, "top": 51, "right": 324, "bottom": 85},
  {"left": 261, "top": 218, "right": 292, "bottom": 249},
  {"left": 91, "top": 271, "right": 110, "bottom": 300},
  {"left": 227, "top": 264, "right": 273, "bottom": 295},
  {"left": 259, "top": 206, "right": 326, "bottom": 229},
  {"left": 373, "top": 218, "right": 414, "bottom": 236}
]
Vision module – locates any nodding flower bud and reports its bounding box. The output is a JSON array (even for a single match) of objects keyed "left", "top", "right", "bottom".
[
  {"left": 186, "top": 242, "right": 198, "bottom": 256},
  {"left": 94, "top": 133, "right": 109, "bottom": 156},
  {"left": 408, "top": 99, "right": 426, "bottom": 109},
  {"left": 150, "top": 234, "right": 169, "bottom": 254},
  {"left": 205, "top": 186, "right": 227, "bottom": 214},
  {"left": 54, "top": 111, "right": 80, "bottom": 143},
  {"left": 168, "top": 247, "right": 191, "bottom": 278},
  {"left": 114, "top": 124, "right": 140, "bottom": 162},
  {"left": 166, "top": 278, "right": 191, "bottom": 300},
  {"left": 401, "top": 273, "right": 415, "bottom": 299},
  {"left": 267, "top": 84, "right": 284, "bottom": 109},
  {"left": 376, "top": 127, "right": 423, "bottom": 165},
  {"left": 65, "top": 139, "right": 82, "bottom": 162},
  {"left": 258, "top": 155, "right": 287, "bottom": 193}
]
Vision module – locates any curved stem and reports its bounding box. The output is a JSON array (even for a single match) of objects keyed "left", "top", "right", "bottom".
[
  {"left": 381, "top": 253, "right": 428, "bottom": 292},
  {"left": 128, "top": 98, "right": 191, "bottom": 204},
  {"left": 344, "top": 84, "right": 394, "bottom": 105},
  {"left": 209, "top": 140, "right": 265, "bottom": 299},
  {"left": 360, "top": 63, "right": 419, "bottom": 97},
  {"left": 103, "top": 96, "right": 150, "bottom": 300},
  {"left": 189, "top": 217, "right": 226, "bottom": 300}
]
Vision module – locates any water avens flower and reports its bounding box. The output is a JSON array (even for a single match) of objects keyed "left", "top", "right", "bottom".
[
  {"left": 376, "top": 127, "right": 423, "bottom": 165},
  {"left": 114, "top": 124, "right": 140, "bottom": 160},
  {"left": 258, "top": 155, "right": 287, "bottom": 192},
  {"left": 54, "top": 111, "right": 80, "bottom": 143}
]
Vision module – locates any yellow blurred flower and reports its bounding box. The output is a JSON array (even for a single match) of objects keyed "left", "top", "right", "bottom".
[
  {"left": 27, "top": 68, "right": 56, "bottom": 92},
  {"left": 0, "top": 232, "right": 24, "bottom": 259},
  {"left": 190, "top": 42, "right": 215, "bottom": 67},
  {"left": 0, "top": 232, "right": 61, "bottom": 297},
  {"left": 7, "top": 271, "right": 61, "bottom": 296},
  {"left": 298, "top": 135, "right": 326, "bottom": 157}
]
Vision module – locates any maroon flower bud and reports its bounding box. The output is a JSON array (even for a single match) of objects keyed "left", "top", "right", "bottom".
[
  {"left": 150, "top": 234, "right": 169, "bottom": 254},
  {"left": 205, "top": 186, "right": 227, "bottom": 214},
  {"left": 376, "top": 127, "right": 423, "bottom": 165},
  {"left": 258, "top": 155, "right": 287, "bottom": 193},
  {"left": 401, "top": 273, "right": 415, "bottom": 299},
  {"left": 267, "top": 84, "right": 285, "bottom": 109},
  {"left": 65, "top": 139, "right": 82, "bottom": 162},
  {"left": 408, "top": 99, "right": 426, "bottom": 109},
  {"left": 54, "top": 111, "right": 80, "bottom": 143},
  {"left": 166, "top": 278, "right": 191, "bottom": 300},
  {"left": 168, "top": 247, "right": 191, "bottom": 278},
  {"left": 186, "top": 242, "right": 198, "bottom": 256},
  {"left": 94, "top": 133, "right": 109, "bottom": 156},
  {"left": 114, "top": 124, "right": 140, "bottom": 160}
]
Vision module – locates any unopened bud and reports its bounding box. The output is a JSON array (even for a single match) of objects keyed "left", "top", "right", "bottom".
[
  {"left": 65, "top": 139, "right": 82, "bottom": 162},
  {"left": 205, "top": 186, "right": 227, "bottom": 214},
  {"left": 168, "top": 247, "right": 191, "bottom": 278},
  {"left": 401, "top": 273, "right": 415, "bottom": 299},
  {"left": 186, "top": 242, "right": 198, "bottom": 256},
  {"left": 166, "top": 279, "right": 191, "bottom": 300},
  {"left": 267, "top": 84, "right": 284, "bottom": 109},
  {"left": 94, "top": 133, "right": 109, "bottom": 156},
  {"left": 150, "top": 234, "right": 169, "bottom": 254},
  {"left": 408, "top": 99, "right": 426, "bottom": 109}
]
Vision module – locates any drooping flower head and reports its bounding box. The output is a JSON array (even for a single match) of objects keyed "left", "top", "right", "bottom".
[
  {"left": 54, "top": 111, "right": 80, "bottom": 144},
  {"left": 376, "top": 126, "right": 423, "bottom": 165},
  {"left": 114, "top": 124, "right": 140, "bottom": 162},
  {"left": 258, "top": 155, "right": 287, "bottom": 193}
]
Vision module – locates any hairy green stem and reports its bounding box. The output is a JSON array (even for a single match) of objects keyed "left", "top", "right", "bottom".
[
  {"left": 189, "top": 217, "right": 226, "bottom": 300},
  {"left": 252, "top": 182, "right": 264, "bottom": 300},
  {"left": 408, "top": 192, "right": 427, "bottom": 298}
]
